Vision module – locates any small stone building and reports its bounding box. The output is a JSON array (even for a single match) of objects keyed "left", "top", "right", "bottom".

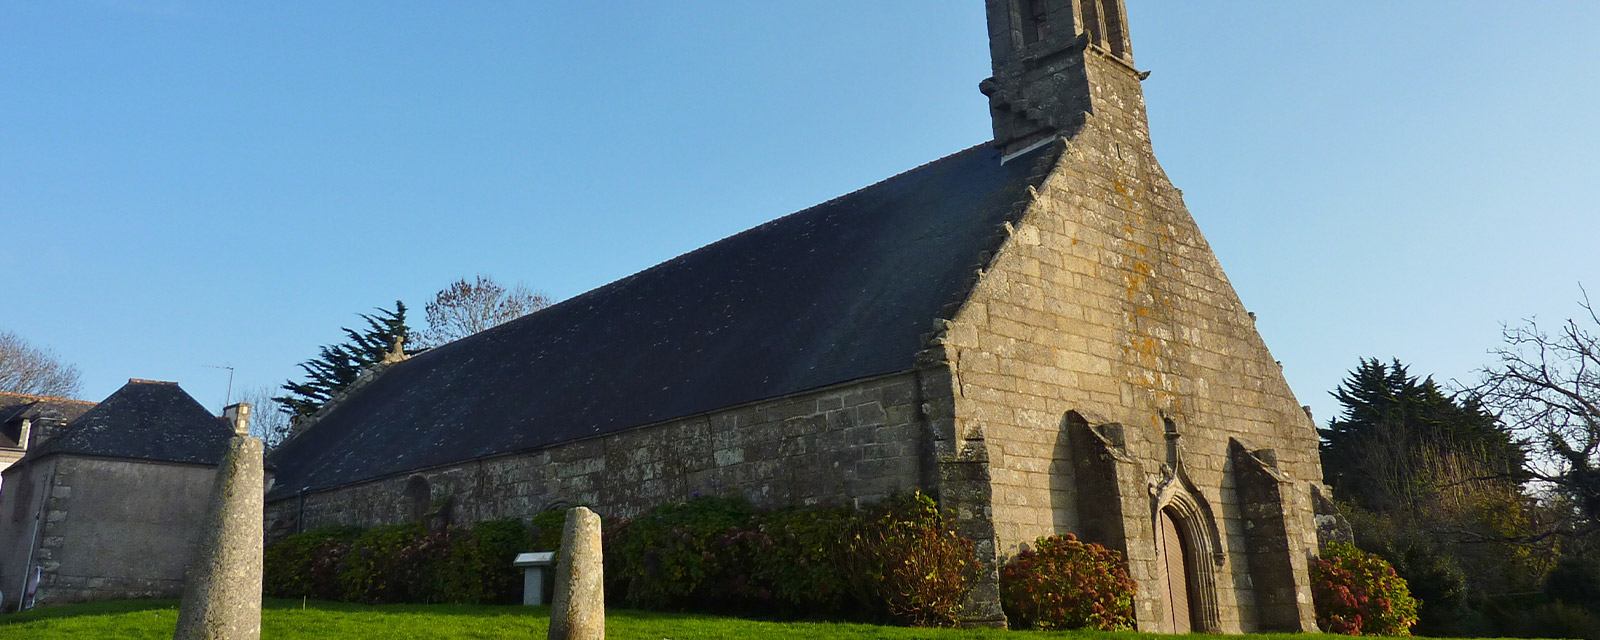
[
  {"left": 0, "top": 393, "right": 96, "bottom": 482},
  {"left": 0, "top": 379, "right": 237, "bottom": 610},
  {"left": 267, "top": 2, "right": 1325, "bottom": 632}
]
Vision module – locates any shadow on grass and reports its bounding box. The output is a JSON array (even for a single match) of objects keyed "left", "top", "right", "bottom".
[
  {"left": 0, "top": 598, "right": 177, "bottom": 625},
  {"left": 0, "top": 598, "right": 550, "bottom": 625}
]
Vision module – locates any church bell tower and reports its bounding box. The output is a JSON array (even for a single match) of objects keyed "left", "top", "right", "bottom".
[{"left": 980, "top": 0, "right": 1141, "bottom": 159}]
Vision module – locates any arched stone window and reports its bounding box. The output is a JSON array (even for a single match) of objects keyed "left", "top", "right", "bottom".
[
  {"left": 404, "top": 475, "right": 430, "bottom": 523},
  {"left": 1073, "top": 0, "right": 1130, "bottom": 60}
]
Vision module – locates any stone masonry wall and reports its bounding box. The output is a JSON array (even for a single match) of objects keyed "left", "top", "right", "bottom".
[
  {"left": 2, "top": 456, "right": 218, "bottom": 608},
  {"left": 0, "top": 458, "right": 55, "bottom": 611},
  {"left": 937, "top": 47, "right": 1323, "bottom": 633},
  {"left": 268, "top": 372, "right": 926, "bottom": 537}
]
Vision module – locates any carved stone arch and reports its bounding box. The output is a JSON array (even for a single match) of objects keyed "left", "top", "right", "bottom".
[
  {"left": 540, "top": 499, "right": 575, "bottom": 513},
  {"left": 1151, "top": 468, "right": 1225, "bottom": 632}
]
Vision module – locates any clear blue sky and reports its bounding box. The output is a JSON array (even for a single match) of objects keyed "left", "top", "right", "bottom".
[{"left": 3, "top": 2, "right": 1597, "bottom": 427}]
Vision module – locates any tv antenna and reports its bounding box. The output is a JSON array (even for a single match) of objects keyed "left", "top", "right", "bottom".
[{"left": 203, "top": 364, "right": 235, "bottom": 410}]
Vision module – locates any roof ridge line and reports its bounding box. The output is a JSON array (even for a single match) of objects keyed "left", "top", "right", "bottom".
[{"left": 0, "top": 391, "right": 96, "bottom": 405}]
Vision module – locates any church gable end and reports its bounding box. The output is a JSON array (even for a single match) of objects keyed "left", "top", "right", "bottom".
[{"left": 928, "top": 0, "right": 1324, "bottom": 633}]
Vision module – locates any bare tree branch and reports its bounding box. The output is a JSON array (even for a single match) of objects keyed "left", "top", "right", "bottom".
[
  {"left": 0, "top": 330, "right": 84, "bottom": 398},
  {"left": 1477, "top": 286, "right": 1600, "bottom": 527},
  {"left": 235, "top": 385, "right": 293, "bottom": 450},
  {"left": 416, "top": 275, "right": 551, "bottom": 348}
]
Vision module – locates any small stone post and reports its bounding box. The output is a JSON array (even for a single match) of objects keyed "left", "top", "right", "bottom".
[
  {"left": 547, "top": 506, "right": 603, "bottom": 640},
  {"left": 175, "top": 403, "right": 263, "bottom": 640}
]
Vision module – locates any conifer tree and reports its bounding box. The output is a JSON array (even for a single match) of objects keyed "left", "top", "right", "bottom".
[
  {"left": 1322, "top": 358, "right": 1524, "bottom": 511},
  {"left": 276, "top": 301, "right": 410, "bottom": 420}
]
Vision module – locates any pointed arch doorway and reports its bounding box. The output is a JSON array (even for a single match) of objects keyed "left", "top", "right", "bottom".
[{"left": 1157, "top": 508, "right": 1196, "bottom": 633}]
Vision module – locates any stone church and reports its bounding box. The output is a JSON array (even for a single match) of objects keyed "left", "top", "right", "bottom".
[{"left": 266, "top": 1, "right": 1324, "bottom": 632}]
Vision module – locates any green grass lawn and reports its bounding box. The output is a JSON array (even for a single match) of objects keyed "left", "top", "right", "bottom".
[{"left": 0, "top": 599, "right": 1540, "bottom": 640}]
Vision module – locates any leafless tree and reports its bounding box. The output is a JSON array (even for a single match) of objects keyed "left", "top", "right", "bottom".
[
  {"left": 0, "top": 330, "right": 83, "bottom": 398},
  {"left": 416, "top": 276, "right": 551, "bottom": 348},
  {"left": 235, "top": 385, "right": 294, "bottom": 450},
  {"left": 1478, "top": 287, "right": 1600, "bottom": 534}
]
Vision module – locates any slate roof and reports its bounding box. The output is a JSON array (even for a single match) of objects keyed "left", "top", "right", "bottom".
[
  {"left": 22, "top": 380, "right": 236, "bottom": 466},
  {"left": 268, "top": 142, "right": 1057, "bottom": 496},
  {"left": 0, "top": 392, "right": 95, "bottom": 449}
]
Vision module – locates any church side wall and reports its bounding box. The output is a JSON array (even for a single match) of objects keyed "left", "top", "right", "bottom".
[
  {"left": 268, "top": 372, "right": 926, "bottom": 536},
  {"left": 941, "top": 52, "right": 1322, "bottom": 633}
]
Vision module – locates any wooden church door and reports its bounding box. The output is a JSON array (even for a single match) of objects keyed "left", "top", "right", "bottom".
[{"left": 1158, "top": 509, "right": 1193, "bottom": 633}]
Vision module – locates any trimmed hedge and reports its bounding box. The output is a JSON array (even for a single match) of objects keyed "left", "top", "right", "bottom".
[
  {"left": 265, "top": 518, "right": 529, "bottom": 605},
  {"left": 605, "top": 492, "right": 977, "bottom": 627},
  {"left": 262, "top": 525, "right": 362, "bottom": 601},
  {"left": 266, "top": 494, "right": 978, "bottom": 627},
  {"left": 998, "top": 533, "right": 1136, "bottom": 631}
]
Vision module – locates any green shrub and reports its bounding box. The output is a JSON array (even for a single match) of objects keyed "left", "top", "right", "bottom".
[
  {"left": 336, "top": 523, "right": 431, "bottom": 603},
  {"left": 605, "top": 492, "right": 978, "bottom": 627},
  {"left": 1546, "top": 557, "right": 1600, "bottom": 611},
  {"left": 263, "top": 525, "right": 362, "bottom": 600},
  {"left": 1505, "top": 602, "right": 1600, "bottom": 640},
  {"left": 842, "top": 492, "right": 978, "bottom": 628},
  {"left": 265, "top": 494, "right": 981, "bottom": 628},
  {"left": 439, "top": 518, "right": 529, "bottom": 604},
  {"left": 998, "top": 533, "right": 1136, "bottom": 631},
  {"left": 264, "top": 518, "right": 534, "bottom": 606},
  {"left": 1387, "top": 544, "right": 1473, "bottom": 637},
  {"left": 1312, "top": 542, "right": 1421, "bottom": 636},
  {"left": 605, "top": 496, "right": 754, "bottom": 608},
  {"left": 735, "top": 505, "right": 854, "bottom": 616},
  {"left": 529, "top": 509, "right": 567, "bottom": 551}
]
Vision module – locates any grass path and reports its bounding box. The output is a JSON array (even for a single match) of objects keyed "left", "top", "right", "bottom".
[{"left": 0, "top": 598, "right": 1524, "bottom": 640}]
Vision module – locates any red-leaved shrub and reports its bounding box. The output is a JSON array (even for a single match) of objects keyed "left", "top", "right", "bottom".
[
  {"left": 1312, "top": 542, "right": 1421, "bottom": 636},
  {"left": 843, "top": 492, "right": 979, "bottom": 628},
  {"left": 999, "top": 533, "right": 1136, "bottom": 631}
]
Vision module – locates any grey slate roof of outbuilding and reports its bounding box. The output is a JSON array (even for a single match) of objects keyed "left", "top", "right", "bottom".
[
  {"left": 22, "top": 380, "right": 235, "bottom": 466},
  {"left": 267, "top": 142, "right": 1057, "bottom": 497},
  {"left": 0, "top": 392, "right": 96, "bottom": 448}
]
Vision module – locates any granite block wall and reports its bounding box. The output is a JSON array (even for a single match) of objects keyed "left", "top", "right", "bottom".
[
  {"left": 935, "top": 44, "right": 1323, "bottom": 632},
  {"left": 267, "top": 372, "right": 926, "bottom": 538}
]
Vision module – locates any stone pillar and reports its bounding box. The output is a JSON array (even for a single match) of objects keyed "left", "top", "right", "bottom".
[
  {"left": 548, "top": 506, "right": 603, "bottom": 640},
  {"left": 174, "top": 435, "right": 264, "bottom": 640}
]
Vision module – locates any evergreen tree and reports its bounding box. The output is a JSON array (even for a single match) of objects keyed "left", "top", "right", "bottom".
[
  {"left": 1322, "top": 358, "right": 1525, "bottom": 511},
  {"left": 276, "top": 301, "right": 411, "bottom": 420}
]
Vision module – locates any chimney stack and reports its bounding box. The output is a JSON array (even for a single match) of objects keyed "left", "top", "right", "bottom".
[{"left": 223, "top": 403, "right": 252, "bottom": 437}]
